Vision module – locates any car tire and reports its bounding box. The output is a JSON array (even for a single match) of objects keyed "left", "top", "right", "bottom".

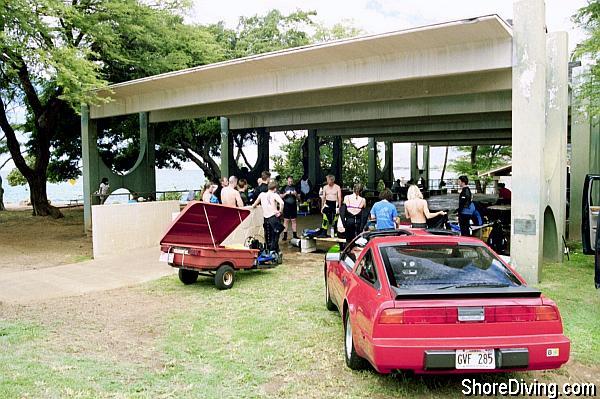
[
  {"left": 325, "top": 279, "right": 337, "bottom": 311},
  {"left": 215, "top": 265, "right": 235, "bottom": 290},
  {"left": 178, "top": 269, "right": 198, "bottom": 285},
  {"left": 344, "top": 311, "right": 367, "bottom": 370}
]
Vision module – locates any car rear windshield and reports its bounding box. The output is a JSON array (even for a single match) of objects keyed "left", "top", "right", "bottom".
[{"left": 379, "top": 244, "right": 522, "bottom": 290}]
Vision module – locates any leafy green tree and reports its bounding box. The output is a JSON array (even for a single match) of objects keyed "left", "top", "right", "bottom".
[
  {"left": 573, "top": 1, "right": 600, "bottom": 117},
  {"left": 272, "top": 134, "right": 371, "bottom": 186},
  {"left": 152, "top": 11, "right": 363, "bottom": 181},
  {"left": 0, "top": 0, "right": 221, "bottom": 217},
  {"left": 449, "top": 145, "right": 511, "bottom": 193},
  {"left": 0, "top": 136, "right": 9, "bottom": 210}
]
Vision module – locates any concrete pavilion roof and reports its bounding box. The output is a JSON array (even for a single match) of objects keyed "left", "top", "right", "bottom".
[{"left": 90, "top": 14, "right": 513, "bottom": 131}]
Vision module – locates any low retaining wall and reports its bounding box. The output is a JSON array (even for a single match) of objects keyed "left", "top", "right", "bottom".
[{"left": 92, "top": 201, "right": 180, "bottom": 258}]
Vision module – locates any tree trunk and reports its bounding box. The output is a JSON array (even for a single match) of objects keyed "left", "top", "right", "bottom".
[
  {"left": 470, "top": 145, "right": 483, "bottom": 193},
  {"left": 439, "top": 146, "right": 449, "bottom": 189},
  {"left": 27, "top": 173, "right": 62, "bottom": 218},
  {"left": 0, "top": 174, "right": 5, "bottom": 211}
]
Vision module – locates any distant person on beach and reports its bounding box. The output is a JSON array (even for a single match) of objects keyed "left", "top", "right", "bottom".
[
  {"left": 98, "top": 177, "right": 109, "bottom": 205},
  {"left": 404, "top": 185, "right": 446, "bottom": 228},
  {"left": 221, "top": 176, "right": 244, "bottom": 207}
]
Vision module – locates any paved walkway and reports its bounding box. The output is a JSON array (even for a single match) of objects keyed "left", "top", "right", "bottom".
[{"left": 0, "top": 248, "right": 176, "bottom": 304}]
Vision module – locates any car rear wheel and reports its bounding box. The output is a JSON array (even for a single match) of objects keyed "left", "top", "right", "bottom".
[
  {"left": 325, "top": 279, "right": 337, "bottom": 311},
  {"left": 178, "top": 269, "right": 198, "bottom": 285},
  {"left": 344, "top": 311, "right": 367, "bottom": 370},
  {"left": 215, "top": 265, "right": 235, "bottom": 290}
]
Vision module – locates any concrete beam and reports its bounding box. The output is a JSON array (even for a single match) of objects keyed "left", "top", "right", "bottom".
[
  {"left": 92, "top": 19, "right": 512, "bottom": 119},
  {"left": 510, "top": 0, "right": 546, "bottom": 284},
  {"left": 228, "top": 91, "right": 511, "bottom": 131},
  {"left": 316, "top": 119, "right": 512, "bottom": 138},
  {"left": 148, "top": 70, "right": 512, "bottom": 123}
]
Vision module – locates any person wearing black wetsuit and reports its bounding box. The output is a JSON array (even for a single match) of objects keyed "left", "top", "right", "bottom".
[{"left": 457, "top": 175, "right": 472, "bottom": 236}]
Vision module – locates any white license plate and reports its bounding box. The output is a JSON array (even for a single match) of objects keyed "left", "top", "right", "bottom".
[
  {"left": 159, "top": 252, "right": 174, "bottom": 263},
  {"left": 455, "top": 349, "right": 495, "bottom": 369}
]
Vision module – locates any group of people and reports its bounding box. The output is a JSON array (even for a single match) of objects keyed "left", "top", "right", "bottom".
[
  {"left": 200, "top": 171, "right": 303, "bottom": 255},
  {"left": 199, "top": 172, "right": 482, "bottom": 255}
]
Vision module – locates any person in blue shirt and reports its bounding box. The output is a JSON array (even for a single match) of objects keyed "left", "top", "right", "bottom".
[{"left": 370, "top": 188, "right": 399, "bottom": 230}]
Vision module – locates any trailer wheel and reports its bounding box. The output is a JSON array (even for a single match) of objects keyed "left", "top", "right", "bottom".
[
  {"left": 215, "top": 265, "right": 235, "bottom": 290},
  {"left": 178, "top": 269, "right": 198, "bottom": 285}
]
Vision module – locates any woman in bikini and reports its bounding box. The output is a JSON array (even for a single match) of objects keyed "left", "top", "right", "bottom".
[{"left": 343, "top": 183, "right": 366, "bottom": 246}]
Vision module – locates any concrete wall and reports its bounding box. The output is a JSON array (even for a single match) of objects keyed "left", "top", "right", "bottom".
[{"left": 92, "top": 201, "right": 180, "bottom": 258}]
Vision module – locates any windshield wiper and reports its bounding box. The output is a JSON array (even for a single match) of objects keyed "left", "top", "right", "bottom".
[{"left": 438, "top": 282, "right": 510, "bottom": 289}]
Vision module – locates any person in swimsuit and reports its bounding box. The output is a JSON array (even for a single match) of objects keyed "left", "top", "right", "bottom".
[
  {"left": 321, "top": 175, "right": 342, "bottom": 233},
  {"left": 404, "top": 185, "right": 445, "bottom": 228},
  {"left": 201, "top": 181, "right": 219, "bottom": 203},
  {"left": 343, "top": 183, "right": 366, "bottom": 246},
  {"left": 252, "top": 181, "right": 284, "bottom": 253},
  {"left": 281, "top": 176, "right": 299, "bottom": 241}
]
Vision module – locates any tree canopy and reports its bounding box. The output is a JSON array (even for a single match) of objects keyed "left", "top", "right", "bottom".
[
  {"left": 449, "top": 145, "right": 511, "bottom": 193},
  {"left": 0, "top": 2, "right": 364, "bottom": 216},
  {"left": 573, "top": 0, "right": 600, "bottom": 117},
  {"left": 272, "top": 134, "right": 371, "bottom": 186}
]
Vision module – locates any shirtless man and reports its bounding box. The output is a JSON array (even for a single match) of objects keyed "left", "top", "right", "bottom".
[
  {"left": 221, "top": 176, "right": 244, "bottom": 207},
  {"left": 321, "top": 175, "right": 342, "bottom": 231}
]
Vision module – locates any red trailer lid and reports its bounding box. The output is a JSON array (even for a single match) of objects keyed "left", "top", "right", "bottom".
[{"left": 160, "top": 202, "right": 251, "bottom": 247}]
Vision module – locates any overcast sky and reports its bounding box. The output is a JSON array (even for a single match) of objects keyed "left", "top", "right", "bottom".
[{"left": 190, "top": 0, "right": 587, "bottom": 52}]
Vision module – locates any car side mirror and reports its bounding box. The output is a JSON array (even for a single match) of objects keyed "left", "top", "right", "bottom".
[{"left": 325, "top": 252, "right": 341, "bottom": 262}]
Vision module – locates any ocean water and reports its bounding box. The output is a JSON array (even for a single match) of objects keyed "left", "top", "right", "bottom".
[
  {"left": 0, "top": 169, "right": 205, "bottom": 205},
  {"left": 0, "top": 167, "right": 455, "bottom": 205}
]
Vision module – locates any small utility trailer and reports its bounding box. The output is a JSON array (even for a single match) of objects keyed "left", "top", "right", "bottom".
[{"left": 159, "top": 202, "right": 273, "bottom": 290}]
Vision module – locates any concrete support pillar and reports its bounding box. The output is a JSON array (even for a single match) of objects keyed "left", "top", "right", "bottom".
[
  {"left": 410, "top": 143, "right": 419, "bottom": 183},
  {"left": 307, "top": 129, "right": 320, "bottom": 186},
  {"left": 510, "top": 0, "right": 546, "bottom": 283},
  {"left": 570, "top": 68, "right": 592, "bottom": 240},
  {"left": 542, "top": 32, "right": 568, "bottom": 262},
  {"left": 381, "top": 141, "right": 394, "bottom": 187},
  {"left": 422, "top": 145, "right": 430, "bottom": 190},
  {"left": 332, "top": 136, "right": 343, "bottom": 186},
  {"left": 368, "top": 138, "right": 377, "bottom": 190},
  {"left": 81, "top": 110, "right": 156, "bottom": 235},
  {"left": 82, "top": 104, "right": 98, "bottom": 233},
  {"left": 220, "top": 117, "right": 231, "bottom": 178}
]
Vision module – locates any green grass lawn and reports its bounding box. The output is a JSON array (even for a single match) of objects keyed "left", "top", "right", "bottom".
[{"left": 1, "top": 250, "right": 598, "bottom": 398}]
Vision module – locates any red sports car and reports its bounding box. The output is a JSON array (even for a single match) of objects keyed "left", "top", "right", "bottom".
[{"left": 324, "top": 229, "right": 570, "bottom": 374}]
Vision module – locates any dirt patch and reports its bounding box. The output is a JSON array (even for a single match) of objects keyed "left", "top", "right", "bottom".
[
  {"left": 0, "top": 208, "right": 91, "bottom": 271},
  {"left": 0, "top": 284, "right": 184, "bottom": 370}
]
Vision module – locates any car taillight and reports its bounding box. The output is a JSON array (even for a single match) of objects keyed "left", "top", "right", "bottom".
[
  {"left": 534, "top": 305, "right": 559, "bottom": 321},
  {"left": 486, "top": 305, "right": 558, "bottom": 322},
  {"left": 379, "top": 308, "right": 458, "bottom": 324},
  {"left": 380, "top": 306, "right": 559, "bottom": 324}
]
